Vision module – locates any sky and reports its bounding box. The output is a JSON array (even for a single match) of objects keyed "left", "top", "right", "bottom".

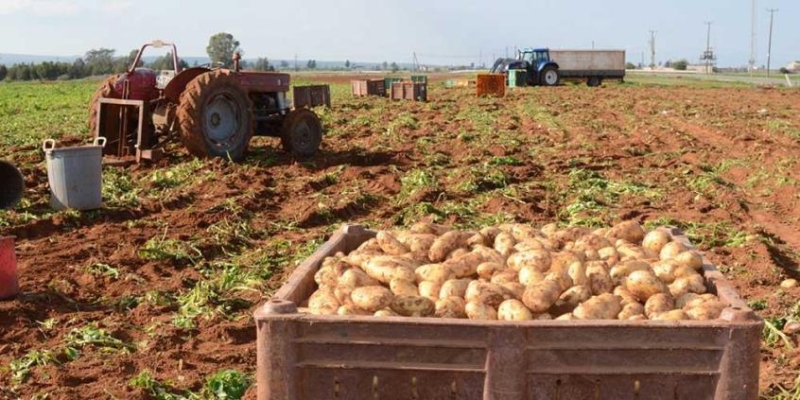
[{"left": 0, "top": 0, "right": 797, "bottom": 68}]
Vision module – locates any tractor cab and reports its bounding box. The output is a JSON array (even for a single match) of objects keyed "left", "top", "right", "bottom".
[
  {"left": 515, "top": 48, "right": 560, "bottom": 86},
  {"left": 519, "top": 48, "right": 551, "bottom": 69}
]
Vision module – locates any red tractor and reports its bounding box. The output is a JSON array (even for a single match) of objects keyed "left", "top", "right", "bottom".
[{"left": 88, "top": 40, "right": 329, "bottom": 162}]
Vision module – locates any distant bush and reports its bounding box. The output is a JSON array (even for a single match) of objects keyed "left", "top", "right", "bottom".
[
  {"left": 779, "top": 67, "right": 791, "bottom": 74},
  {"left": 625, "top": 62, "right": 637, "bottom": 70},
  {"left": 672, "top": 59, "right": 689, "bottom": 71}
]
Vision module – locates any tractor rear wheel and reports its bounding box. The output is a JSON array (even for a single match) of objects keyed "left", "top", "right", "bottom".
[
  {"left": 540, "top": 66, "right": 560, "bottom": 86},
  {"left": 177, "top": 71, "right": 253, "bottom": 162},
  {"left": 281, "top": 109, "right": 322, "bottom": 157},
  {"left": 87, "top": 75, "right": 117, "bottom": 138},
  {"left": 587, "top": 76, "right": 602, "bottom": 87}
]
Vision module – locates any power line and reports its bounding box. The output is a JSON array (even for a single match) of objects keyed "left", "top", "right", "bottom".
[
  {"left": 750, "top": 0, "right": 757, "bottom": 73},
  {"left": 700, "top": 21, "right": 716, "bottom": 74},
  {"left": 649, "top": 30, "right": 657, "bottom": 69},
  {"left": 766, "top": 8, "right": 778, "bottom": 78}
]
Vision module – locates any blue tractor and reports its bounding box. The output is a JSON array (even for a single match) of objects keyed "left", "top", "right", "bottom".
[{"left": 491, "top": 48, "right": 562, "bottom": 87}]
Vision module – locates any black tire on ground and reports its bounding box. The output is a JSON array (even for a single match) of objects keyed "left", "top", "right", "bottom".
[
  {"left": 540, "top": 66, "right": 560, "bottom": 86},
  {"left": 176, "top": 71, "right": 253, "bottom": 162},
  {"left": 587, "top": 77, "right": 602, "bottom": 87},
  {"left": 87, "top": 75, "right": 118, "bottom": 137},
  {"left": 280, "top": 108, "right": 322, "bottom": 157}
]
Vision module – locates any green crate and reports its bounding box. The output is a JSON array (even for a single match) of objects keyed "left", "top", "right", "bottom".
[
  {"left": 508, "top": 69, "right": 527, "bottom": 87},
  {"left": 411, "top": 75, "right": 428, "bottom": 84},
  {"left": 384, "top": 77, "right": 403, "bottom": 92}
]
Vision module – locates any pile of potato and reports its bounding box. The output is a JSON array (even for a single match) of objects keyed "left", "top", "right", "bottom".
[{"left": 307, "top": 221, "right": 727, "bottom": 321}]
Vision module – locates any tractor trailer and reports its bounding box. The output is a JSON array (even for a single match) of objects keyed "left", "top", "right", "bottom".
[{"left": 491, "top": 48, "right": 626, "bottom": 87}]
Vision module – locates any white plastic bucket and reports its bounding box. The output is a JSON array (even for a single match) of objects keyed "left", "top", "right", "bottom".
[{"left": 43, "top": 137, "right": 106, "bottom": 211}]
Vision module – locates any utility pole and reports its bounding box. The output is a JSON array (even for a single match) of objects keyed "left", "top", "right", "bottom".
[
  {"left": 700, "top": 21, "right": 716, "bottom": 74},
  {"left": 294, "top": 54, "right": 298, "bottom": 72},
  {"left": 641, "top": 51, "right": 645, "bottom": 69},
  {"left": 649, "top": 30, "right": 657, "bottom": 69},
  {"left": 766, "top": 8, "right": 778, "bottom": 78},
  {"left": 750, "top": 0, "right": 757, "bottom": 74}
]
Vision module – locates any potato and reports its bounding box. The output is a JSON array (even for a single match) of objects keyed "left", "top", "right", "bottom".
[
  {"left": 493, "top": 232, "right": 517, "bottom": 257},
  {"left": 465, "top": 300, "right": 498, "bottom": 320},
  {"left": 499, "top": 282, "right": 525, "bottom": 299},
  {"left": 616, "top": 244, "right": 649, "bottom": 260},
  {"left": 618, "top": 302, "right": 645, "bottom": 320},
  {"left": 333, "top": 285, "right": 355, "bottom": 305},
  {"left": 363, "top": 256, "right": 415, "bottom": 283},
  {"left": 444, "top": 252, "right": 485, "bottom": 278},
  {"left": 598, "top": 246, "right": 618, "bottom": 261},
  {"left": 491, "top": 270, "right": 519, "bottom": 285},
  {"left": 389, "top": 278, "right": 419, "bottom": 297},
  {"left": 540, "top": 223, "right": 558, "bottom": 238},
  {"left": 606, "top": 220, "right": 646, "bottom": 244},
  {"left": 610, "top": 260, "right": 652, "bottom": 283},
  {"left": 642, "top": 230, "right": 672, "bottom": 254},
  {"left": 586, "top": 261, "right": 614, "bottom": 295},
  {"left": 466, "top": 233, "right": 489, "bottom": 247},
  {"left": 625, "top": 270, "right": 667, "bottom": 301},
  {"left": 674, "top": 251, "right": 704, "bottom": 271},
  {"left": 644, "top": 293, "right": 675, "bottom": 318},
  {"left": 550, "top": 252, "right": 583, "bottom": 273},
  {"left": 351, "top": 286, "right": 394, "bottom": 312},
  {"left": 583, "top": 248, "right": 601, "bottom": 262},
  {"left": 418, "top": 281, "right": 443, "bottom": 300},
  {"left": 393, "top": 266, "right": 416, "bottom": 282},
  {"left": 415, "top": 264, "right": 456, "bottom": 284},
  {"left": 497, "top": 299, "right": 534, "bottom": 321},
  {"left": 465, "top": 281, "right": 508, "bottom": 308},
  {"left": 522, "top": 280, "right": 562, "bottom": 313},
  {"left": 376, "top": 231, "right": 410, "bottom": 256},
  {"left": 308, "top": 288, "right": 340, "bottom": 315},
  {"left": 676, "top": 293, "right": 703, "bottom": 309},
  {"left": 652, "top": 260, "right": 680, "bottom": 284},
  {"left": 406, "top": 234, "right": 437, "bottom": 254},
  {"left": 613, "top": 286, "right": 639, "bottom": 306},
  {"left": 477, "top": 262, "right": 505, "bottom": 280},
  {"left": 342, "top": 250, "right": 381, "bottom": 268},
  {"left": 509, "top": 224, "right": 542, "bottom": 242},
  {"left": 567, "top": 262, "right": 587, "bottom": 286},
  {"left": 573, "top": 294, "right": 623, "bottom": 320},
  {"left": 470, "top": 246, "right": 505, "bottom": 264},
  {"left": 314, "top": 264, "right": 345, "bottom": 287},
  {"left": 429, "top": 231, "right": 468, "bottom": 262},
  {"left": 660, "top": 241, "right": 689, "bottom": 260},
  {"left": 545, "top": 271, "right": 573, "bottom": 292},
  {"left": 435, "top": 297, "right": 467, "bottom": 318},
  {"left": 338, "top": 268, "right": 378, "bottom": 288},
  {"left": 652, "top": 309, "right": 689, "bottom": 321},
  {"left": 555, "top": 313, "right": 576, "bottom": 321},
  {"left": 518, "top": 265, "right": 545, "bottom": 286},
  {"left": 574, "top": 234, "right": 612, "bottom": 252},
  {"left": 507, "top": 250, "right": 551, "bottom": 272},
  {"left": 357, "top": 238, "right": 383, "bottom": 252},
  {"left": 554, "top": 285, "right": 592, "bottom": 313},
  {"left": 515, "top": 240, "right": 546, "bottom": 252},
  {"left": 685, "top": 300, "right": 725, "bottom": 320},
  {"left": 536, "top": 313, "right": 554, "bottom": 320},
  {"left": 669, "top": 274, "right": 707, "bottom": 297},
  {"left": 438, "top": 278, "right": 471, "bottom": 299},
  {"left": 447, "top": 248, "right": 470, "bottom": 261},
  {"left": 390, "top": 296, "right": 435, "bottom": 317},
  {"left": 374, "top": 308, "right": 400, "bottom": 317},
  {"left": 673, "top": 265, "right": 700, "bottom": 280},
  {"left": 337, "top": 304, "right": 372, "bottom": 316}
]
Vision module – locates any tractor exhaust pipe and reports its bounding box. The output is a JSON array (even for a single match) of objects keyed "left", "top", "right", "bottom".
[{"left": 0, "top": 160, "right": 24, "bottom": 209}]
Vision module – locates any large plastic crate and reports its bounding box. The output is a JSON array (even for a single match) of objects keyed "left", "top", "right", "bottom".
[
  {"left": 255, "top": 225, "right": 762, "bottom": 400},
  {"left": 351, "top": 79, "right": 386, "bottom": 97}
]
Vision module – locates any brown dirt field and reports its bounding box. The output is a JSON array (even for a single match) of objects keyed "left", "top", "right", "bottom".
[{"left": 1, "top": 78, "right": 800, "bottom": 398}]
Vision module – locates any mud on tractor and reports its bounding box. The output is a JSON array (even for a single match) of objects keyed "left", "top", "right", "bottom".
[{"left": 88, "top": 40, "right": 328, "bottom": 162}]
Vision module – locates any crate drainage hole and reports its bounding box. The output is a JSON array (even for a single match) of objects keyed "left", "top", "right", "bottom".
[
  {"left": 634, "top": 379, "right": 641, "bottom": 399},
  {"left": 554, "top": 379, "right": 561, "bottom": 400},
  {"left": 594, "top": 379, "right": 601, "bottom": 400},
  {"left": 372, "top": 375, "right": 379, "bottom": 399},
  {"left": 411, "top": 376, "right": 419, "bottom": 400},
  {"left": 451, "top": 381, "right": 458, "bottom": 400},
  {"left": 333, "top": 377, "right": 340, "bottom": 399}
]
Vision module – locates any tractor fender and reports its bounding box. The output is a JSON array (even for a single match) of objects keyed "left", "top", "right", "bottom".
[
  {"left": 164, "top": 67, "right": 212, "bottom": 103},
  {"left": 538, "top": 62, "right": 559, "bottom": 73}
]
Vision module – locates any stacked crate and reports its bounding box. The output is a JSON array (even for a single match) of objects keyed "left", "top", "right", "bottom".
[
  {"left": 476, "top": 74, "right": 506, "bottom": 97},
  {"left": 351, "top": 80, "right": 386, "bottom": 97}
]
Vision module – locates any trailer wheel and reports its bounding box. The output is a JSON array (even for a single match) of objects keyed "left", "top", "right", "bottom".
[
  {"left": 540, "top": 66, "right": 560, "bottom": 86},
  {"left": 281, "top": 108, "right": 322, "bottom": 157},
  {"left": 587, "top": 77, "right": 602, "bottom": 87},
  {"left": 177, "top": 71, "right": 253, "bottom": 162}
]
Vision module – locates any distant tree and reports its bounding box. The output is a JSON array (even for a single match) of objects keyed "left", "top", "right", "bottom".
[
  {"left": 779, "top": 67, "right": 791, "bottom": 74},
  {"left": 280, "top": 60, "right": 289, "bottom": 68},
  {"left": 672, "top": 59, "right": 688, "bottom": 71},
  {"left": 192, "top": 60, "right": 199, "bottom": 67},
  {"left": 345, "top": 60, "right": 351, "bottom": 69},
  {"left": 254, "top": 57, "right": 271, "bottom": 71},
  {"left": 206, "top": 32, "right": 242, "bottom": 67},
  {"left": 150, "top": 52, "right": 189, "bottom": 71},
  {"left": 69, "top": 58, "right": 85, "bottom": 78},
  {"left": 306, "top": 59, "right": 317, "bottom": 69},
  {"left": 0, "top": 64, "right": 7, "bottom": 81},
  {"left": 85, "top": 48, "right": 116, "bottom": 75},
  {"left": 625, "top": 62, "right": 637, "bottom": 70},
  {"left": 390, "top": 62, "right": 399, "bottom": 72},
  {"left": 382, "top": 61, "right": 388, "bottom": 70}
]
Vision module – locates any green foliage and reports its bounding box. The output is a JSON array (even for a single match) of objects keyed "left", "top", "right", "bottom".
[
  {"left": 206, "top": 33, "right": 241, "bottom": 68},
  {"left": 672, "top": 59, "right": 689, "bottom": 71},
  {"left": 202, "top": 369, "right": 251, "bottom": 399}
]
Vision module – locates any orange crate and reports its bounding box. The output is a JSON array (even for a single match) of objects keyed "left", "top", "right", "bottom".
[{"left": 476, "top": 74, "right": 506, "bottom": 97}]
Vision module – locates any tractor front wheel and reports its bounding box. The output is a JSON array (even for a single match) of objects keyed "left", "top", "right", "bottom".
[
  {"left": 540, "top": 66, "right": 560, "bottom": 86},
  {"left": 177, "top": 71, "right": 253, "bottom": 162},
  {"left": 281, "top": 109, "right": 322, "bottom": 157}
]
